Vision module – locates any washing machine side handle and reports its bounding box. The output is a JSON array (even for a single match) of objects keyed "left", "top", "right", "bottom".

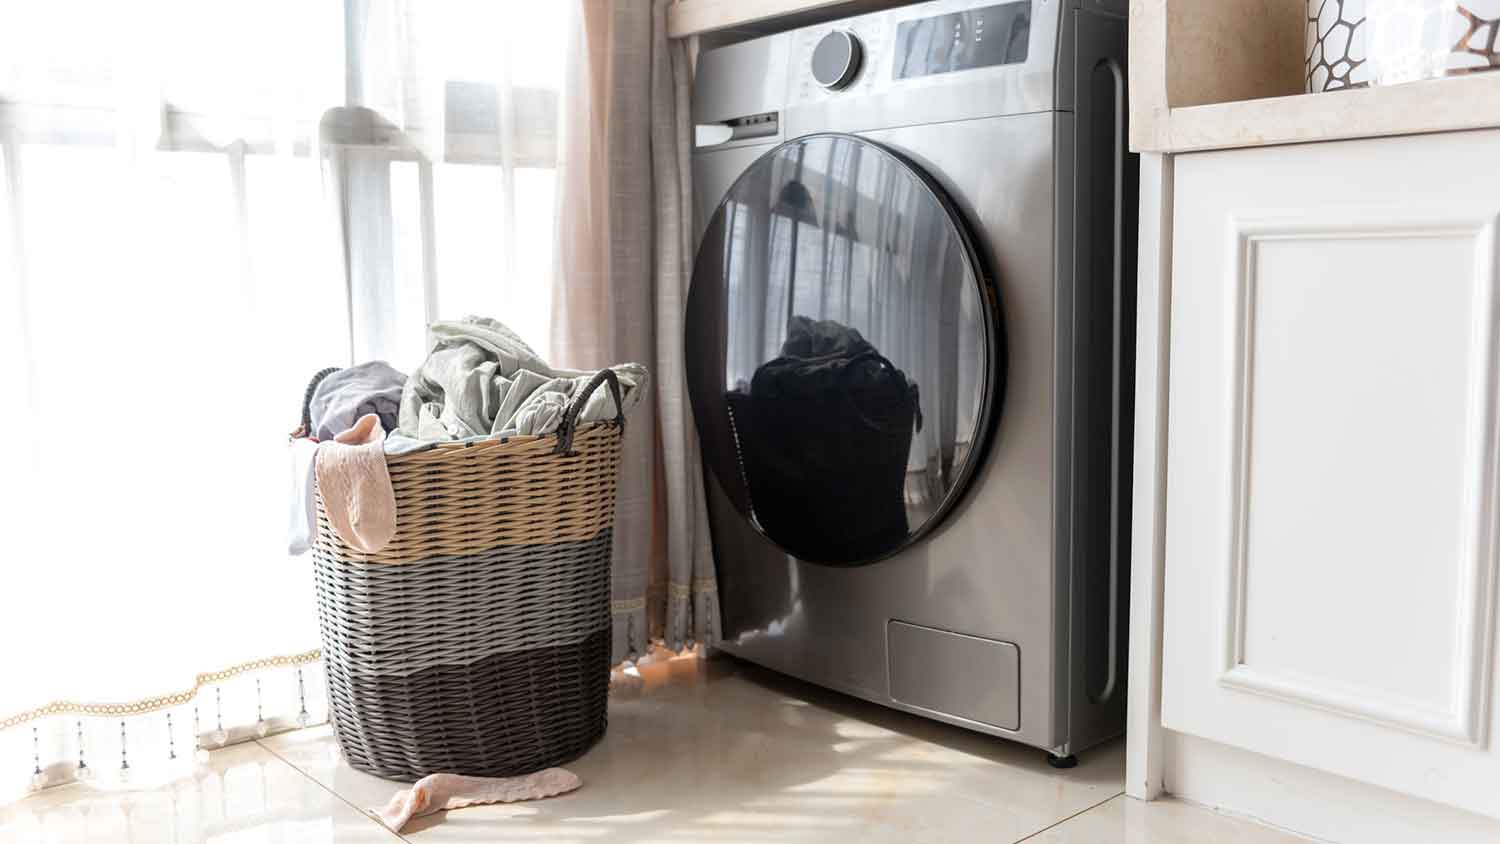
[{"left": 1090, "top": 54, "right": 1126, "bottom": 707}]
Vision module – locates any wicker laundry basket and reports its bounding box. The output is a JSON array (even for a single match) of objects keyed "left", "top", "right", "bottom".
[{"left": 306, "top": 368, "right": 625, "bottom": 782}]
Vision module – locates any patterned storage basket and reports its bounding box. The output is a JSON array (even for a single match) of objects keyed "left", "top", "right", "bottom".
[{"left": 305, "top": 368, "right": 626, "bottom": 782}]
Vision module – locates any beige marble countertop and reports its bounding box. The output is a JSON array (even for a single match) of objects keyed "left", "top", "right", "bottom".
[
  {"left": 1130, "top": 0, "right": 1500, "bottom": 153},
  {"left": 668, "top": 0, "right": 848, "bottom": 37},
  {"left": 667, "top": 0, "right": 916, "bottom": 39}
]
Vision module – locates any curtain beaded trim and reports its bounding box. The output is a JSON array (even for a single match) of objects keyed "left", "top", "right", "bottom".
[
  {"left": 610, "top": 597, "right": 646, "bottom": 613},
  {"left": 0, "top": 649, "right": 322, "bottom": 732},
  {"left": 666, "top": 578, "right": 717, "bottom": 600}
]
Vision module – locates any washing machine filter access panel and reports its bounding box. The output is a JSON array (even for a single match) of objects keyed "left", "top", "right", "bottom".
[{"left": 888, "top": 621, "right": 1021, "bottom": 731}]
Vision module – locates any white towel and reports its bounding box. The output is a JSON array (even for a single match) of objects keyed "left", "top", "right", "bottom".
[{"left": 287, "top": 437, "right": 320, "bottom": 555}]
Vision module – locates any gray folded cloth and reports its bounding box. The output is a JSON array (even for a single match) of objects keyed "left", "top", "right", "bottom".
[
  {"left": 308, "top": 361, "right": 406, "bottom": 441},
  {"left": 385, "top": 316, "right": 647, "bottom": 454}
]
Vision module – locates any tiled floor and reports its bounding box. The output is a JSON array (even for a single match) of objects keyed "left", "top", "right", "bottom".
[{"left": 1, "top": 656, "right": 1308, "bottom": 843}]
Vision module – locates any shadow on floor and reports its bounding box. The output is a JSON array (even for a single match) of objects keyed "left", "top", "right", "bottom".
[{"left": 391, "top": 652, "right": 1123, "bottom": 841}]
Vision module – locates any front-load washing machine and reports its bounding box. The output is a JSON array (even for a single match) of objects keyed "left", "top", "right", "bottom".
[{"left": 686, "top": 0, "right": 1136, "bottom": 762}]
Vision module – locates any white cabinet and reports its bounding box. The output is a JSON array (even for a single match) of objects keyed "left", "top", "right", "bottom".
[{"left": 1158, "top": 129, "right": 1500, "bottom": 818}]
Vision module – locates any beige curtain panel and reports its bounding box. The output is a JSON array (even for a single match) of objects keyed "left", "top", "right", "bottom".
[{"left": 553, "top": 0, "right": 721, "bottom": 662}]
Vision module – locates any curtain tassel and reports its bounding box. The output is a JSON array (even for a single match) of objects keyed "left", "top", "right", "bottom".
[
  {"left": 193, "top": 706, "right": 210, "bottom": 767},
  {"left": 254, "top": 677, "right": 269, "bottom": 738},
  {"left": 118, "top": 720, "right": 131, "bottom": 784},
  {"left": 28, "top": 725, "right": 46, "bottom": 792},
  {"left": 75, "top": 720, "right": 93, "bottom": 782},
  {"left": 296, "top": 667, "right": 311, "bottom": 728},
  {"left": 210, "top": 686, "right": 227, "bottom": 746}
]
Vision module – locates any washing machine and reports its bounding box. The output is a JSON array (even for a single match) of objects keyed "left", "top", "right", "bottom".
[{"left": 685, "top": 0, "right": 1136, "bottom": 762}]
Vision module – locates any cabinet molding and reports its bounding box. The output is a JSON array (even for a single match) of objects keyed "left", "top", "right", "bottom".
[{"left": 1215, "top": 205, "right": 1500, "bottom": 748}]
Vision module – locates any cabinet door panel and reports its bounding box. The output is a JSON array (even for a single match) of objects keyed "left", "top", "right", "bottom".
[{"left": 1161, "top": 129, "right": 1500, "bottom": 817}]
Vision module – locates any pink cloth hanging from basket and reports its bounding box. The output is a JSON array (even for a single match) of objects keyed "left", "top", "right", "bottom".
[
  {"left": 315, "top": 413, "right": 397, "bottom": 553},
  {"left": 371, "top": 768, "right": 582, "bottom": 832}
]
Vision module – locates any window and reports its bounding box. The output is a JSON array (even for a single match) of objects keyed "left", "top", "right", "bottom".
[
  {"left": 1, "top": 0, "right": 569, "bottom": 369},
  {"left": 0, "top": 2, "right": 573, "bottom": 758},
  {"left": 342, "top": 2, "right": 570, "bottom": 369}
]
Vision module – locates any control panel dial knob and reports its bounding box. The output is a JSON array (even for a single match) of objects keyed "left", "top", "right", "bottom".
[{"left": 811, "top": 30, "right": 863, "bottom": 90}]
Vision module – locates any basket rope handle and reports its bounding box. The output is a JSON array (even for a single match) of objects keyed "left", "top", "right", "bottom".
[
  {"left": 294, "top": 366, "right": 342, "bottom": 439},
  {"left": 555, "top": 368, "right": 626, "bottom": 455}
]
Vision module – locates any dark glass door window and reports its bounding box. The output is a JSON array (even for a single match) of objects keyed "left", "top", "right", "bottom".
[{"left": 686, "top": 133, "right": 1004, "bottom": 565}]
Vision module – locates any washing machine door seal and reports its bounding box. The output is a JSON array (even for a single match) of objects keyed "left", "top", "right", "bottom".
[{"left": 685, "top": 132, "right": 1005, "bottom": 566}]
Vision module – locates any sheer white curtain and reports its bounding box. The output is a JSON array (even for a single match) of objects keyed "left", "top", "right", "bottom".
[
  {"left": 337, "top": 0, "right": 567, "bottom": 369},
  {"left": 0, "top": 0, "right": 569, "bottom": 801}
]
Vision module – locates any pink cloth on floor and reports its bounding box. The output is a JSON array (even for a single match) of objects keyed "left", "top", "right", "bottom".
[
  {"left": 371, "top": 768, "right": 582, "bottom": 832},
  {"left": 314, "top": 413, "right": 397, "bottom": 553}
]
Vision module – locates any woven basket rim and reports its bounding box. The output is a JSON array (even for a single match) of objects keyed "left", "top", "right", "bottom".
[
  {"left": 386, "top": 419, "right": 623, "bottom": 457},
  {"left": 317, "top": 420, "right": 624, "bottom": 563}
]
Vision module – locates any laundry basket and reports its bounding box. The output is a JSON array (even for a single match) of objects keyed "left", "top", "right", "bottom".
[{"left": 306, "top": 368, "right": 626, "bottom": 782}]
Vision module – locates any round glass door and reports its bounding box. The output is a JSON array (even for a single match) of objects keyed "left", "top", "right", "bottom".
[{"left": 686, "top": 133, "right": 1004, "bottom": 565}]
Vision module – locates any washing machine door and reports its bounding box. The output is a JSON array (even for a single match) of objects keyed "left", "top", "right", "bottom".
[{"left": 686, "top": 132, "right": 1004, "bottom": 566}]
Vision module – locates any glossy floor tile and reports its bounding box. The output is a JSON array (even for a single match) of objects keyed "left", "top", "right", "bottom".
[
  {"left": 1024, "top": 794, "right": 1311, "bottom": 844},
  {"left": 1, "top": 655, "right": 1312, "bottom": 843},
  {"left": 263, "top": 657, "right": 1123, "bottom": 843},
  {"left": 0, "top": 739, "right": 401, "bottom": 843}
]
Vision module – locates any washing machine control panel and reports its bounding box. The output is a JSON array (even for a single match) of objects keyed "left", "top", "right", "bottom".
[
  {"left": 890, "top": 2, "right": 1033, "bottom": 80},
  {"left": 789, "top": 0, "right": 1037, "bottom": 106}
]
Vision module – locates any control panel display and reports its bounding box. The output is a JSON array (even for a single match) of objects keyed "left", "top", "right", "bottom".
[{"left": 892, "top": 1, "right": 1030, "bottom": 80}]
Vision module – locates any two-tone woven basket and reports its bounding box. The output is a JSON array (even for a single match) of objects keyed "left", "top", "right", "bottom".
[{"left": 306, "top": 368, "right": 626, "bottom": 782}]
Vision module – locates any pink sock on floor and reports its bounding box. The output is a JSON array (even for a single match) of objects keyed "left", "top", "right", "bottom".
[
  {"left": 371, "top": 769, "right": 582, "bottom": 832},
  {"left": 315, "top": 413, "right": 397, "bottom": 553}
]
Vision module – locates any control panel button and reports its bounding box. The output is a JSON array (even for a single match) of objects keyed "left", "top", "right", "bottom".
[{"left": 811, "top": 30, "right": 863, "bottom": 90}]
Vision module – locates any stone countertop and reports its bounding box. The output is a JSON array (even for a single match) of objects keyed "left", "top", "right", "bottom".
[
  {"left": 1130, "top": 0, "right": 1500, "bottom": 153},
  {"left": 667, "top": 0, "right": 918, "bottom": 40}
]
